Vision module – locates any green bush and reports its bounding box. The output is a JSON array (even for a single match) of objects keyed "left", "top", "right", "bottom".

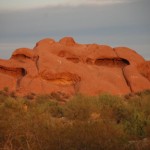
[
  {"left": 0, "top": 91, "right": 150, "bottom": 149},
  {"left": 63, "top": 94, "right": 95, "bottom": 120}
]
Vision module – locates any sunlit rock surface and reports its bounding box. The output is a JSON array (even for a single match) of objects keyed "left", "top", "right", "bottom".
[{"left": 0, "top": 37, "right": 150, "bottom": 96}]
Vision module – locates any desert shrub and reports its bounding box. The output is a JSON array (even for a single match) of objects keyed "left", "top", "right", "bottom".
[
  {"left": 145, "top": 119, "right": 150, "bottom": 137},
  {"left": 24, "top": 92, "right": 36, "bottom": 100},
  {"left": 0, "top": 97, "right": 28, "bottom": 149},
  {"left": 0, "top": 91, "right": 150, "bottom": 149},
  {"left": 22, "top": 120, "right": 127, "bottom": 150},
  {"left": 136, "top": 89, "right": 150, "bottom": 96},
  {"left": 9, "top": 91, "right": 17, "bottom": 98},
  {"left": 0, "top": 91, "right": 7, "bottom": 103},
  {"left": 137, "top": 93, "right": 150, "bottom": 116},
  {"left": 0, "top": 95, "right": 53, "bottom": 150},
  {"left": 123, "top": 95, "right": 150, "bottom": 139},
  {"left": 66, "top": 120, "right": 127, "bottom": 150},
  {"left": 63, "top": 94, "right": 97, "bottom": 120},
  {"left": 49, "top": 104, "right": 64, "bottom": 117},
  {"left": 35, "top": 94, "right": 52, "bottom": 103},
  {"left": 124, "top": 110, "right": 147, "bottom": 139},
  {"left": 94, "top": 94, "right": 130, "bottom": 124},
  {"left": 35, "top": 95, "right": 64, "bottom": 117}
]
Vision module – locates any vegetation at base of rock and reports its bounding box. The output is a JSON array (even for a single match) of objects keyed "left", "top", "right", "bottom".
[{"left": 0, "top": 90, "right": 150, "bottom": 150}]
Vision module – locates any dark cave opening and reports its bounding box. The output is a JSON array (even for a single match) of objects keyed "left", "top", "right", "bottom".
[
  {"left": 95, "top": 58, "right": 130, "bottom": 68},
  {"left": 0, "top": 66, "right": 27, "bottom": 78}
]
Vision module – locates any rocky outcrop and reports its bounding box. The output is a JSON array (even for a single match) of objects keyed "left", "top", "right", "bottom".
[
  {"left": 137, "top": 61, "right": 150, "bottom": 81},
  {"left": 0, "top": 37, "right": 150, "bottom": 96}
]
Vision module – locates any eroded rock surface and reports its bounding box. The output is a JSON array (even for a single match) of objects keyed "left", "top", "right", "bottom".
[{"left": 0, "top": 37, "right": 150, "bottom": 96}]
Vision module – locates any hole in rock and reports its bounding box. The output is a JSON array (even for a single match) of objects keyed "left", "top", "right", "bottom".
[
  {"left": 58, "top": 51, "right": 66, "bottom": 57},
  {"left": 66, "top": 58, "right": 80, "bottom": 63},
  {"left": 95, "top": 58, "right": 130, "bottom": 68},
  {"left": 0, "top": 66, "right": 27, "bottom": 78},
  {"left": 86, "top": 58, "right": 94, "bottom": 65},
  {"left": 22, "top": 68, "right": 27, "bottom": 76}
]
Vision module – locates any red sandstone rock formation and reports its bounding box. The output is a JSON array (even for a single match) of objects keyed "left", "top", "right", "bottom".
[{"left": 0, "top": 37, "right": 150, "bottom": 96}]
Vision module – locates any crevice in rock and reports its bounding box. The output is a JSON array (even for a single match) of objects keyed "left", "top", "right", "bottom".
[
  {"left": 35, "top": 56, "right": 39, "bottom": 72},
  {"left": 16, "top": 68, "right": 27, "bottom": 91},
  {"left": 113, "top": 48, "right": 133, "bottom": 92},
  {"left": 122, "top": 67, "right": 133, "bottom": 92}
]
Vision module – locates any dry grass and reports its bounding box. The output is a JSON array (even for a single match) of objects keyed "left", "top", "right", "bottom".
[{"left": 0, "top": 90, "right": 150, "bottom": 150}]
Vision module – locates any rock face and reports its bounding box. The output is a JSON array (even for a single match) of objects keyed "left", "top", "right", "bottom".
[{"left": 0, "top": 37, "right": 150, "bottom": 96}]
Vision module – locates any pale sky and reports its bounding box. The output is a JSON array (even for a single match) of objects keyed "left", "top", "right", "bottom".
[
  {"left": 0, "top": 0, "right": 134, "bottom": 10},
  {"left": 0, "top": 0, "right": 150, "bottom": 59}
]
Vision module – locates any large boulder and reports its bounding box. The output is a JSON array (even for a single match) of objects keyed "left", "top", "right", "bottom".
[{"left": 0, "top": 37, "right": 149, "bottom": 96}]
